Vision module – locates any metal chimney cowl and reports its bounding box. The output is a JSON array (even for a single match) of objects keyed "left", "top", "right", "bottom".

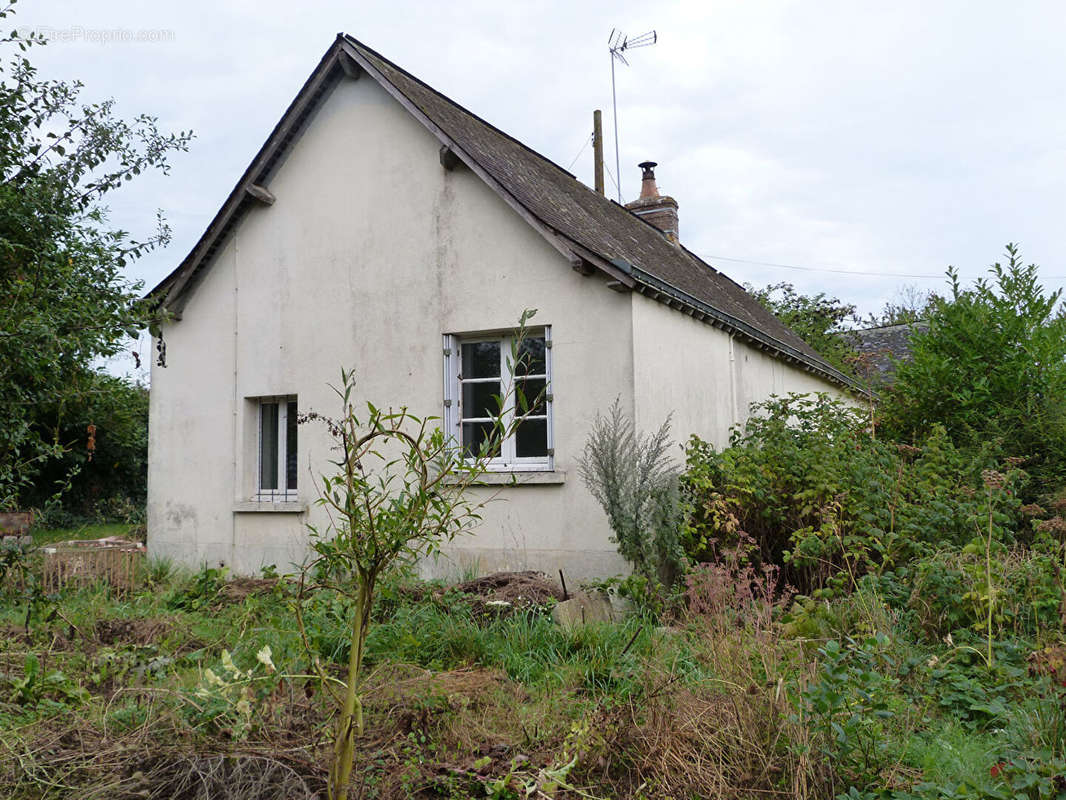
[{"left": 624, "top": 161, "right": 679, "bottom": 244}]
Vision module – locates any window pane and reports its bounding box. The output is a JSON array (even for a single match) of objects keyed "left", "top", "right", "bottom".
[
  {"left": 515, "top": 418, "right": 548, "bottom": 458},
  {"left": 515, "top": 378, "right": 546, "bottom": 416},
  {"left": 461, "top": 341, "right": 500, "bottom": 379},
  {"left": 462, "top": 380, "right": 502, "bottom": 420},
  {"left": 516, "top": 336, "right": 546, "bottom": 377},
  {"left": 286, "top": 400, "right": 298, "bottom": 491},
  {"left": 462, "top": 421, "right": 501, "bottom": 459},
  {"left": 259, "top": 402, "right": 279, "bottom": 490}
]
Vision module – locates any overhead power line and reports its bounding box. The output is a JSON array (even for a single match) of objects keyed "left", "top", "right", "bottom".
[{"left": 696, "top": 253, "right": 1066, "bottom": 281}]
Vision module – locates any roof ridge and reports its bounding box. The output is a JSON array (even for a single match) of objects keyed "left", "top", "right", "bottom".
[
  {"left": 342, "top": 35, "right": 672, "bottom": 239},
  {"left": 851, "top": 320, "right": 930, "bottom": 333},
  {"left": 343, "top": 35, "right": 588, "bottom": 185}
]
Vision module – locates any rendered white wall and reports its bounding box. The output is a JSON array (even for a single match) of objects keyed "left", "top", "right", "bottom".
[
  {"left": 149, "top": 74, "right": 632, "bottom": 579},
  {"left": 630, "top": 291, "right": 851, "bottom": 462}
]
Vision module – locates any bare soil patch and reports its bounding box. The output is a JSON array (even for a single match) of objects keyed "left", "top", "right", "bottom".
[{"left": 94, "top": 617, "right": 171, "bottom": 646}]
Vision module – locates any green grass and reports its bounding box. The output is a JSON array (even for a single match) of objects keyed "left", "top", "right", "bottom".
[
  {"left": 31, "top": 522, "right": 137, "bottom": 546},
  {"left": 3, "top": 564, "right": 1065, "bottom": 799},
  {"left": 363, "top": 599, "right": 680, "bottom": 692}
]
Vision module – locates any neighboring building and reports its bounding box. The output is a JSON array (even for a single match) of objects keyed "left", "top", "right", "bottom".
[
  {"left": 845, "top": 321, "right": 928, "bottom": 385},
  {"left": 147, "top": 34, "right": 859, "bottom": 578}
]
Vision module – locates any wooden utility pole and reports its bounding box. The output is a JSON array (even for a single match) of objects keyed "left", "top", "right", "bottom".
[{"left": 593, "top": 109, "right": 605, "bottom": 195}]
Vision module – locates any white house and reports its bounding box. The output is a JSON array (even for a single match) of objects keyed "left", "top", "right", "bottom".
[{"left": 147, "top": 35, "right": 857, "bottom": 579}]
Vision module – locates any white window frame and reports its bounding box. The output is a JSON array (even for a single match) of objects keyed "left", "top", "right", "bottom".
[
  {"left": 443, "top": 328, "right": 553, "bottom": 472},
  {"left": 254, "top": 395, "right": 298, "bottom": 501}
]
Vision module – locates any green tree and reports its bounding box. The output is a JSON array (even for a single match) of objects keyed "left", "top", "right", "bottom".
[
  {"left": 881, "top": 244, "right": 1066, "bottom": 488},
  {"left": 0, "top": 3, "right": 191, "bottom": 507},
  {"left": 865, "top": 284, "right": 937, "bottom": 327},
  {"left": 747, "top": 281, "right": 858, "bottom": 372},
  {"left": 19, "top": 371, "right": 148, "bottom": 516},
  {"left": 298, "top": 313, "right": 543, "bottom": 800}
]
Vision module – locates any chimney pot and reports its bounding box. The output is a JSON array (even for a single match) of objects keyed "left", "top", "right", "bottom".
[
  {"left": 625, "top": 160, "right": 679, "bottom": 243},
  {"left": 637, "top": 161, "right": 660, "bottom": 199}
]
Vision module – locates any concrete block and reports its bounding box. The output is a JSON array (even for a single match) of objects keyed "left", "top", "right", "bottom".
[{"left": 551, "top": 591, "right": 628, "bottom": 628}]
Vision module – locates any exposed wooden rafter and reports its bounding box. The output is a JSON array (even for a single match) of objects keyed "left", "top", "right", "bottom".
[
  {"left": 244, "top": 184, "right": 276, "bottom": 206},
  {"left": 438, "top": 145, "right": 461, "bottom": 171},
  {"left": 339, "top": 51, "right": 362, "bottom": 80}
]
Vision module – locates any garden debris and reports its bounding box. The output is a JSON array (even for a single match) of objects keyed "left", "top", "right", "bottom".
[
  {"left": 48, "top": 536, "right": 145, "bottom": 551},
  {"left": 442, "top": 570, "right": 564, "bottom": 621},
  {"left": 0, "top": 510, "right": 34, "bottom": 536},
  {"left": 131, "top": 752, "right": 318, "bottom": 800},
  {"left": 219, "top": 576, "right": 279, "bottom": 603},
  {"left": 95, "top": 617, "right": 171, "bottom": 646},
  {"left": 452, "top": 570, "right": 563, "bottom": 606}
]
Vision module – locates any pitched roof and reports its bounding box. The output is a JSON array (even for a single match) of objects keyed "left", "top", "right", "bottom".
[
  {"left": 150, "top": 34, "right": 859, "bottom": 390},
  {"left": 844, "top": 321, "right": 928, "bottom": 385}
]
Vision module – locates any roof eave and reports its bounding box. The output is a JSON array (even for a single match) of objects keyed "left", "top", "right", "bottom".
[
  {"left": 147, "top": 36, "right": 351, "bottom": 310},
  {"left": 624, "top": 263, "right": 864, "bottom": 392}
]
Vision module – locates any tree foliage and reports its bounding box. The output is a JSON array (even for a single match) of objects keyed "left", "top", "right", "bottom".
[
  {"left": 880, "top": 244, "right": 1066, "bottom": 488},
  {"left": 865, "top": 284, "right": 938, "bottom": 327},
  {"left": 0, "top": 3, "right": 191, "bottom": 507},
  {"left": 19, "top": 371, "right": 148, "bottom": 515},
  {"left": 747, "top": 281, "right": 858, "bottom": 372}
]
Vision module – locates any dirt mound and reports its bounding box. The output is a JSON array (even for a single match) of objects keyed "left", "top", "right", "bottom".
[
  {"left": 453, "top": 570, "right": 563, "bottom": 607},
  {"left": 95, "top": 617, "right": 171, "bottom": 646}
]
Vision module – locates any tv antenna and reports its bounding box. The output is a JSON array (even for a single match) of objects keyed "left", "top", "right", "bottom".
[{"left": 608, "top": 28, "right": 657, "bottom": 203}]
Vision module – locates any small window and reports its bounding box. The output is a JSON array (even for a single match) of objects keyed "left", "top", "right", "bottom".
[
  {"left": 443, "top": 329, "right": 553, "bottom": 471},
  {"left": 256, "top": 396, "right": 297, "bottom": 500}
]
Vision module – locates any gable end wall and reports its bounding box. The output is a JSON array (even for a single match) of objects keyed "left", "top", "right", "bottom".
[{"left": 149, "top": 74, "right": 635, "bottom": 578}]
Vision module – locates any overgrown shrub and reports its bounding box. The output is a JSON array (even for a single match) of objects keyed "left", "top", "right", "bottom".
[
  {"left": 579, "top": 399, "right": 685, "bottom": 591},
  {"left": 881, "top": 245, "right": 1066, "bottom": 492},
  {"left": 683, "top": 530, "right": 793, "bottom": 635},
  {"left": 909, "top": 544, "right": 1063, "bottom": 642},
  {"left": 18, "top": 373, "right": 149, "bottom": 517},
  {"left": 681, "top": 393, "right": 1025, "bottom": 596},
  {"left": 800, "top": 634, "right": 903, "bottom": 793}
]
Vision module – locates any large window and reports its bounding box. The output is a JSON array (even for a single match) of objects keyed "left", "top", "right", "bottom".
[
  {"left": 443, "top": 329, "right": 553, "bottom": 471},
  {"left": 256, "top": 396, "right": 298, "bottom": 500}
]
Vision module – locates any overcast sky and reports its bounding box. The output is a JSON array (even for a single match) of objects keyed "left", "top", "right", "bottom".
[{"left": 15, "top": 1, "right": 1066, "bottom": 374}]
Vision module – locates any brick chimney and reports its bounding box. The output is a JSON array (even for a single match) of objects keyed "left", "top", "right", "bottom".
[{"left": 624, "top": 161, "right": 679, "bottom": 243}]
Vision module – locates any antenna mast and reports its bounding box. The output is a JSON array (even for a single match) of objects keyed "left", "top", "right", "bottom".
[{"left": 608, "top": 28, "right": 657, "bottom": 203}]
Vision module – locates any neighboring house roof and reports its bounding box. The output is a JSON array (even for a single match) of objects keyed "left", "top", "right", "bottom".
[
  {"left": 149, "top": 34, "right": 860, "bottom": 391},
  {"left": 844, "top": 321, "right": 928, "bottom": 384}
]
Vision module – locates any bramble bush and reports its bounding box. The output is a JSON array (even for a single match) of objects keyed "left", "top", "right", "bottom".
[{"left": 681, "top": 393, "right": 1025, "bottom": 598}]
